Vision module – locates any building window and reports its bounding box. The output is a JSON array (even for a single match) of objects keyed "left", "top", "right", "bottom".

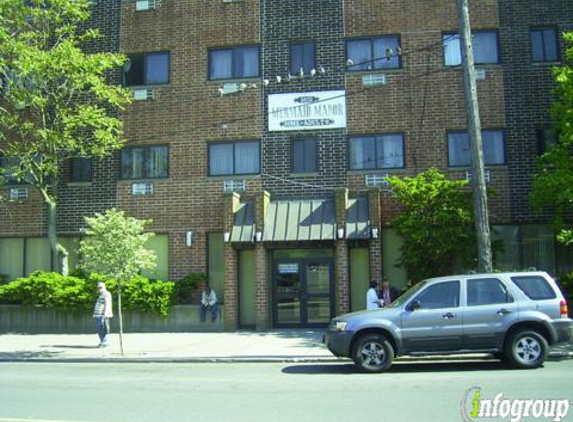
[
  {"left": 447, "top": 130, "right": 505, "bottom": 167},
  {"left": 120, "top": 145, "right": 169, "bottom": 179},
  {"left": 69, "top": 157, "right": 92, "bottom": 182},
  {"left": 209, "top": 141, "right": 260, "bottom": 175},
  {"left": 292, "top": 139, "right": 317, "bottom": 173},
  {"left": 349, "top": 134, "right": 405, "bottom": 170},
  {"left": 124, "top": 52, "right": 170, "bottom": 86},
  {"left": 443, "top": 32, "right": 499, "bottom": 66},
  {"left": 290, "top": 42, "right": 315, "bottom": 75},
  {"left": 0, "top": 156, "right": 20, "bottom": 184},
  {"left": 531, "top": 29, "right": 559, "bottom": 62},
  {"left": 346, "top": 36, "right": 401, "bottom": 71},
  {"left": 209, "top": 46, "right": 260, "bottom": 80},
  {"left": 537, "top": 128, "right": 558, "bottom": 155}
]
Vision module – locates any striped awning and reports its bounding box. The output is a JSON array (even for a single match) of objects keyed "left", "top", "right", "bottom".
[
  {"left": 346, "top": 197, "right": 371, "bottom": 240},
  {"left": 263, "top": 199, "right": 335, "bottom": 242},
  {"left": 230, "top": 201, "right": 255, "bottom": 243}
]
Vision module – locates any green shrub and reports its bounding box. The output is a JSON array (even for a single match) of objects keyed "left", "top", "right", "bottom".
[
  {"left": 0, "top": 273, "right": 9, "bottom": 285},
  {"left": 0, "top": 271, "right": 175, "bottom": 316},
  {"left": 122, "top": 276, "right": 175, "bottom": 317},
  {"left": 557, "top": 273, "right": 573, "bottom": 297},
  {"left": 175, "top": 273, "right": 206, "bottom": 304}
]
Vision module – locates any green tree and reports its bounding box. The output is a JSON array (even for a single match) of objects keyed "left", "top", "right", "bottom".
[
  {"left": 0, "top": 0, "right": 131, "bottom": 274},
  {"left": 79, "top": 208, "right": 156, "bottom": 354},
  {"left": 531, "top": 32, "right": 573, "bottom": 246},
  {"left": 386, "top": 168, "right": 477, "bottom": 281}
]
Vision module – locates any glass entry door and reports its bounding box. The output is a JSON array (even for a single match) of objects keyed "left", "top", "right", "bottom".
[{"left": 274, "top": 259, "right": 334, "bottom": 327}]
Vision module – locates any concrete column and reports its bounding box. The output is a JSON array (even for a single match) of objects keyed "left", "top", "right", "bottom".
[
  {"left": 334, "top": 188, "right": 350, "bottom": 315},
  {"left": 254, "top": 191, "right": 271, "bottom": 330},
  {"left": 222, "top": 192, "right": 241, "bottom": 331},
  {"left": 368, "top": 187, "right": 382, "bottom": 285}
]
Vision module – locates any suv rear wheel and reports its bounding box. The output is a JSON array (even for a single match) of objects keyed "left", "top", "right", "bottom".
[
  {"left": 352, "top": 334, "right": 394, "bottom": 373},
  {"left": 504, "top": 329, "right": 548, "bottom": 369}
]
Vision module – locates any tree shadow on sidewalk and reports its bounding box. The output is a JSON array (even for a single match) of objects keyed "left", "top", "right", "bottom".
[{"left": 43, "top": 345, "right": 99, "bottom": 349}]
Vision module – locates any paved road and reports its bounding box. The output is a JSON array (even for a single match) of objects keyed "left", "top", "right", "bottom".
[{"left": 1, "top": 359, "right": 572, "bottom": 422}]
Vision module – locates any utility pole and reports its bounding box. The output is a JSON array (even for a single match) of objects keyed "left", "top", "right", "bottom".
[{"left": 456, "top": 0, "right": 493, "bottom": 272}]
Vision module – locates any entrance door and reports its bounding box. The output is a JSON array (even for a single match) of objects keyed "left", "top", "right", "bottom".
[{"left": 274, "top": 259, "right": 334, "bottom": 328}]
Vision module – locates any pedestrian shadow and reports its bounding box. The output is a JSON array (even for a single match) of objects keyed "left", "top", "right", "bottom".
[
  {"left": 281, "top": 360, "right": 509, "bottom": 375},
  {"left": 42, "top": 344, "right": 99, "bottom": 349}
]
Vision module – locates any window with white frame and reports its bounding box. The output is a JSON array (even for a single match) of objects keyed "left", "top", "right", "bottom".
[
  {"left": 120, "top": 145, "right": 169, "bottom": 179},
  {"left": 443, "top": 32, "right": 499, "bottom": 66},
  {"left": 209, "top": 46, "right": 260, "bottom": 80},
  {"left": 447, "top": 130, "right": 505, "bottom": 167},
  {"left": 530, "top": 29, "right": 559, "bottom": 62},
  {"left": 209, "top": 141, "right": 260, "bottom": 175},
  {"left": 124, "top": 52, "right": 170, "bottom": 86},
  {"left": 349, "top": 134, "right": 405, "bottom": 170},
  {"left": 346, "top": 36, "right": 401, "bottom": 71}
]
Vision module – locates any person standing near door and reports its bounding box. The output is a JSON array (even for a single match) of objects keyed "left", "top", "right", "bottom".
[
  {"left": 366, "top": 280, "right": 382, "bottom": 310},
  {"left": 378, "top": 277, "right": 400, "bottom": 307}
]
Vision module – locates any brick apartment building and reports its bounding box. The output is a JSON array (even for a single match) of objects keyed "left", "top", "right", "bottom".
[{"left": 1, "top": 0, "right": 572, "bottom": 330}]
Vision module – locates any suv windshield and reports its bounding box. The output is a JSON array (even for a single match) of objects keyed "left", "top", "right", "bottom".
[{"left": 386, "top": 281, "right": 427, "bottom": 308}]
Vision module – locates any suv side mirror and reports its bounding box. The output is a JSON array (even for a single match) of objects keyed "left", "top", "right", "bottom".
[{"left": 407, "top": 300, "right": 421, "bottom": 311}]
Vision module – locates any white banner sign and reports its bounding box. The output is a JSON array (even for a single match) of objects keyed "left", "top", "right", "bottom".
[{"left": 268, "top": 90, "right": 347, "bottom": 131}]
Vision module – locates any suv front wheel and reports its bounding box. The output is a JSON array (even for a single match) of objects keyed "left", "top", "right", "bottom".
[
  {"left": 504, "top": 329, "right": 548, "bottom": 369},
  {"left": 352, "top": 334, "right": 394, "bottom": 373}
]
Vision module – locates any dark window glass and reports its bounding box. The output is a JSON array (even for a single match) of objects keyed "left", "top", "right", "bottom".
[
  {"left": 413, "top": 281, "right": 460, "bottom": 309},
  {"left": 467, "top": 278, "right": 512, "bottom": 306},
  {"left": 209, "top": 46, "right": 260, "bottom": 80},
  {"left": 443, "top": 32, "right": 499, "bottom": 66},
  {"left": 120, "top": 146, "right": 168, "bottom": 179},
  {"left": 511, "top": 276, "right": 556, "bottom": 300},
  {"left": 349, "top": 134, "right": 404, "bottom": 170},
  {"left": 531, "top": 29, "right": 559, "bottom": 62},
  {"left": 537, "top": 129, "right": 558, "bottom": 155},
  {"left": 292, "top": 139, "right": 317, "bottom": 173},
  {"left": 448, "top": 130, "right": 505, "bottom": 166},
  {"left": 290, "top": 42, "right": 315, "bottom": 75},
  {"left": 0, "top": 156, "right": 20, "bottom": 184},
  {"left": 124, "top": 52, "right": 170, "bottom": 86},
  {"left": 70, "top": 157, "right": 92, "bottom": 182},
  {"left": 346, "top": 36, "right": 401, "bottom": 71},
  {"left": 209, "top": 141, "right": 260, "bottom": 175}
]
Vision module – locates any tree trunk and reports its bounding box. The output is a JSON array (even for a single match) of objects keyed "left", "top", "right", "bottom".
[{"left": 44, "top": 194, "right": 69, "bottom": 276}]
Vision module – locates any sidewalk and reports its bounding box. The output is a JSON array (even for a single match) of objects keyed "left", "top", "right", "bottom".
[{"left": 0, "top": 331, "right": 571, "bottom": 363}]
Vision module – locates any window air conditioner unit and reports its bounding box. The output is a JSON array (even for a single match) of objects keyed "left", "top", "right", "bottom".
[
  {"left": 465, "top": 170, "right": 491, "bottom": 183},
  {"left": 135, "top": 0, "right": 156, "bottom": 11},
  {"left": 132, "top": 182, "right": 153, "bottom": 195},
  {"left": 365, "top": 174, "right": 390, "bottom": 187},
  {"left": 10, "top": 187, "right": 28, "bottom": 201},
  {"left": 223, "top": 180, "right": 246, "bottom": 193},
  {"left": 362, "top": 74, "right": 387, "bottom": 88},
  {"left": 475, "top": 69, "right": 486, "bottom": 80},
  {"left": 133, "top": 88, "right": 154, "bottom": 101},
  {"left": 220, "top": 83, "right": 241, "bottom": 95}
]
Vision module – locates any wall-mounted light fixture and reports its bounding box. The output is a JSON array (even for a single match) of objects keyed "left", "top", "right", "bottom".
[
  {"left": 371, "top": 227, "right": 379, "bottom": 239},
  {"left": 255, "top": 231, "right": 263, "bottom": 242},
  {"left": 185, "top": 231, "right": 193, "bottom": 247},
  {"left": 223, "top": 231, "right": 230, "bottom": 243},
  {"left": 337, "top": 227, "right": 345, "bottom": 240}
]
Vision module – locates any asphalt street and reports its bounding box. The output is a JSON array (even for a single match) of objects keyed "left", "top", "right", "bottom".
[{"left": 1, "top": 359, "right": 572, "bottom": 422}]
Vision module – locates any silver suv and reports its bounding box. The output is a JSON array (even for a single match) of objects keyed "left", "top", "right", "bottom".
[{"left": 324, "top": 271, "right": 573, "bottom": 372}]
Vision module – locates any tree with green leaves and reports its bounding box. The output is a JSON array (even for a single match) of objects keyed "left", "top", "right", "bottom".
[
  {"left": 0, "top": 0, "right": 131, "bottom": 275},
  {"left": 386, "top": 168, "right": 478, "bottom": 282},
  {"left": 531, "top": 32, "right": 573, "bottom": 246},
  {"left": 79, "top": 208, "right": 156, "bottom": 354}
]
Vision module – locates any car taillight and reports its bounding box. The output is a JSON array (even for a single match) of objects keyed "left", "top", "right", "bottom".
[{"left": 560, "top": 300, "right": 569, "bottom": 318}]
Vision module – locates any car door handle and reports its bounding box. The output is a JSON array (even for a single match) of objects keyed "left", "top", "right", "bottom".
[
  {"left": 497, "top": 308, "right": 511, "bottom": 316},
  {"left": 442, "top": 312, "right": 456, "bottom": 319}
]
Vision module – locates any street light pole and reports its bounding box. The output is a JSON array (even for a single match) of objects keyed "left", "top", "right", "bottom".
[{"left": 456, "top": 0, "right": 493, "bottom": 272}]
